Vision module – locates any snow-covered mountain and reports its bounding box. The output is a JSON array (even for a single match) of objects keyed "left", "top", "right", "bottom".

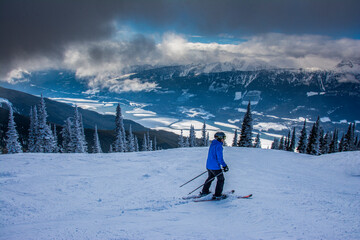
[
  {"left": 1, "top": 148, "right": 359, "bottom": 239},
  {"left": 1, "top": 62, "right": 359, "bottom": 142}
]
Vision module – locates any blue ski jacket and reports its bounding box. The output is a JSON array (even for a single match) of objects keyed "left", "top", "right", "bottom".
[{"left": 206, "top": 139, "right": 227, "bottom": 170}]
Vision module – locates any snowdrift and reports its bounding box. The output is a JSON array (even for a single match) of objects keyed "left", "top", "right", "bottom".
[{"left": 1, "top": 148, "right": 359, "bottom": 239}]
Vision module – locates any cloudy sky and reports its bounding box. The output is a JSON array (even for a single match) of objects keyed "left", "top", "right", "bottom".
[{"left": 1, "top": 0, "right": 360, "bottom": 84}]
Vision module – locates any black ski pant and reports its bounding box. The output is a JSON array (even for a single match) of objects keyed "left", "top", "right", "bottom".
[{"left": 201, "top": 169, "right": 224, "bottom": 197}]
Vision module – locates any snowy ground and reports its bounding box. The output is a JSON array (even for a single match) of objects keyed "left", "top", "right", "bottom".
[{"left": 1, "top": 148, "right": 360, "bottom": 240}]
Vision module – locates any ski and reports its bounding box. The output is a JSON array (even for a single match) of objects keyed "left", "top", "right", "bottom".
[
  {"left": 238, "top": 194, "right": 253, "bottom": 199},
  {"left": 182, "top": 190, "right": 234, "bottom": 200},
  {"left": 182, "top": 193, "right": 211, "bottom": 200},
  {"left": 193, "top": 190, "right": 235, "bottom": 202},
  {"left": 194, "top": 193, "right": 253, "bottom": 202}
]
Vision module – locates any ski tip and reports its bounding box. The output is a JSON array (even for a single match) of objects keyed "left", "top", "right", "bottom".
[{"left": 239, "top": 194, "right": 253, "bottom": 199}]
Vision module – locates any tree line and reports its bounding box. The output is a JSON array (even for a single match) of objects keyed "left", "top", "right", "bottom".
[
  {"left": 177, "top": 121, "right": 210, "bottom": 148},
  {"left": 3, "top": 96, "right": 159, "bottom": 154},
  {"left": 271, "top": 117, "right": 360, "bottom": 155}
]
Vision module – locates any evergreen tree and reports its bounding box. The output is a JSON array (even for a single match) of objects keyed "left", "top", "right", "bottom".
[
  {"left": 61, "top": 118, "right": 73, "bottom": 152},
  {"left": 343, "top": 123, "right": 355, "bottom": 151},
  {"left": 329, "top": 129, "right": 339, "bottom": 153},
  {"left": 72, "top": 105, "right": 86, "bottom": 153},
  {"left": 320, "top": 132, "right": 331, "bottom": 155},
  {"left": 288, "top": 127, "right": 296, "bottom": 152},
  {"left": 254, "top": 133, "right": 261, "bottom": 148},
  {"left": 238, "top": 102, "right": 253, "bottom": 147},
  {"left": 318, "top": 128, "right": 325, "bottom": 155},
  {"left": 297, "top": 120, "right": 307, "bottom": 153},
  {"left": 142, "top": 133, "right": 148, "bottom": 151},
  {"left": 178, "top": 130, "right": 184, "bottom": 148},
  {"left": 114, "top": 103, "right": 126, "bottom": 152},
  {"left": 93, "top": 125, "right": 102, "bottom": 153},
  {"left": 28, "top": 106, "right": 38, "bottom": 152},
  {"left": 79, "top": 114, "right": 88, "bottom": 152},
  {"left": 147, "top": 131, "right": 151, "bottom": 151},
  {"left": 201, "top": 120, "right": 207, "bottom": 146},
  {"left": 185, "top": 136, "right": 190, "bottom": 147},
  {"left": 271, "top": 138, "right": 279, "bottom": 150},
  {"left": 37, "top": 94, "right": 55, "bottom": 153},
  {"left": 189, "top": 125, "right": 196, "bottom": 147},
  {"left": 339, "top": 134, "right": 345, "bottom": 152},
  {"left": 306, "top": 117, "right": 320, "bottom": 155},
  {"left": 134, "top": 135, "right": 139, "bottom": 152},
  {"left": 149, "top": 140, "right": 153, "bottom": 151},
  {"left": 279, "top": 136, "right": 285, "bottom": 150},
  {"left": 5, "top": 106, "right": 22, "bottom": 153},
  {"left": 127, "top": 125, "right": 135, "bottom": 152},
  {"left": 153, "top": 136, "right": 157, "bottom": 151},
  {"left": 206, "top": 132, "right": 210, "bottom": 146},
  {"left": 232, "top": 129, "right": 238, "bottom": 147},
  {"left": 53, "top": 124, "right": 59, "bottom": 153},
  {"left": 284, "top": 133, "right": 289, "bottom": 151}
]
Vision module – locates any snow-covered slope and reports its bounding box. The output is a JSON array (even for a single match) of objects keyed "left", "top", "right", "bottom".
[{"left": 1, "top": 148, "right": 359, "bottom": 239}]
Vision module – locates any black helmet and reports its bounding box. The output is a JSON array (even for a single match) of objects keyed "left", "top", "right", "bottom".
[{"left": 214, "top": 132, "right": 226, "bottom": 140}]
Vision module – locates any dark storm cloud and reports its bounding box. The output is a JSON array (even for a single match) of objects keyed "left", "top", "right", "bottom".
[{"left": 1, "top": 0, "right": 359, "bottom": 77}]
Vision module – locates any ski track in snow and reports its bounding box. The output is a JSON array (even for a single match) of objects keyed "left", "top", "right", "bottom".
[{"left": 0, "top": 148, "right": 359, "bottom": 240}]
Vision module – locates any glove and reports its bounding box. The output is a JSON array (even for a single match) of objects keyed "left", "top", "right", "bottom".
[{"left": 223, "top": 165, "right": 229, "bottom": 172}]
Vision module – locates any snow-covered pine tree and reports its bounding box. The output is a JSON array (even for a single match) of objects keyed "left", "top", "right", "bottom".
[
  {"left": 288, "top": 127, "right": 296, "bottom": 152},
  {"left": 153, "top": 136, "right": 157, "bottom": 151},
  {"left": 206, "top": 132, "right": 210, "bottom": 146},
  {"left": 189, "top": 125, "right": 196, "bottom": 147},
  {"left": 37, "top": 94, "right": 55, "bottom": 153},
  {"left": 147, "top": 131, "right": 151, "bottom": 151},
  {"left": 148, "top": 140, "right": 153, "bottom": 151},
  {"left": 285, "top": 131, "right": 290, "bottom": 151},
  {"left": 52, "top": 124, "right": 59, "bottom": 153},
  {"left": 318, "top": 128, "right": 325, "bottom": 155},
  {"left": 339, "top": 134, "right": 345, "bottom": 152},
  {"left": 127, "top": 125, "right": 135, "bottom": 152},
  {"left": 297, "top": 120, "right": 307, "bottom": 153},
  {"left": 343, "top": 123, "right": 355, "bottom": 151},
  {"left": 142, "top": 133, "right": 148, "bottom": 151},
  {"left": 185, "top": 136, "right": 190, "bottom": 147},
  {"left": 93, "top": 125, "right": 102, "bottom": 153},
  {"left": 352, "top": 124, "right": 357, "bottom": 151},
  {"left": 254, "top": 133, "right": 261, "bottom": 148},
  {"left": 279, "top": 136, "right": 285, "bottom": 150},
  {"left": 114, "top": 103, "right": 127, "bottom": 152},
  {"left": 232, "top": 129, "right": 238, "bottom": 147},
  {"left": 32, "top": 106, "right": 41, "bottom": 152},
  {"left": 28, "top": 106, "right": 37, "bottom": 152},
  {"left": 354, "top": 135, "right": 359, "bottom": 151},
  {"left": 178, "top": 130, "right": 184, "bottom": 148},
  {"left": 201, "top": 120, "right": 207, "bottom": 146},
  {"left": 329, "top": 129, "right": 339, "bottom": 153},
  {"left": 79, "top": 114, "right": 88, "bottom": 152},
  {"left": 238, "top": 102, "right": 253, "bottom": 147},
  {"left": 134, "top": 135, "right": 139, "bottom": 152},
  {"left": 5, "top": 106, "right": 22, "bottom": 153},
  {"left": 72, "top": 105, "right": 86, "bottom": 153},
  {"left": 271, "top": 138, "right": 279, "bottom": 150},
  {"left": 114, "top": 128, "right": 124, "bottom": 152},
  {"left": 61, "top": 118, "right": 73, "bottom": 152},
  {"left": 306, "top": 117, "right": 320, "bottom": 155},
  {"left": 320, "top": 131, "right": 331, "bottom": 155}
]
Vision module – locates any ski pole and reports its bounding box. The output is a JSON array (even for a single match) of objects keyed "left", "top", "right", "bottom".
[
  {"left": 180, "top": 170, "right": 207, "bottom": 188},
  {"left": 188, "top": 171, "right": 224, "bottom": 195}
]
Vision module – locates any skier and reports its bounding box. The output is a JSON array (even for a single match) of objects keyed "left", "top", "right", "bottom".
[{"left": 201, "top": 132, "right": 229, "bottom": 199}]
